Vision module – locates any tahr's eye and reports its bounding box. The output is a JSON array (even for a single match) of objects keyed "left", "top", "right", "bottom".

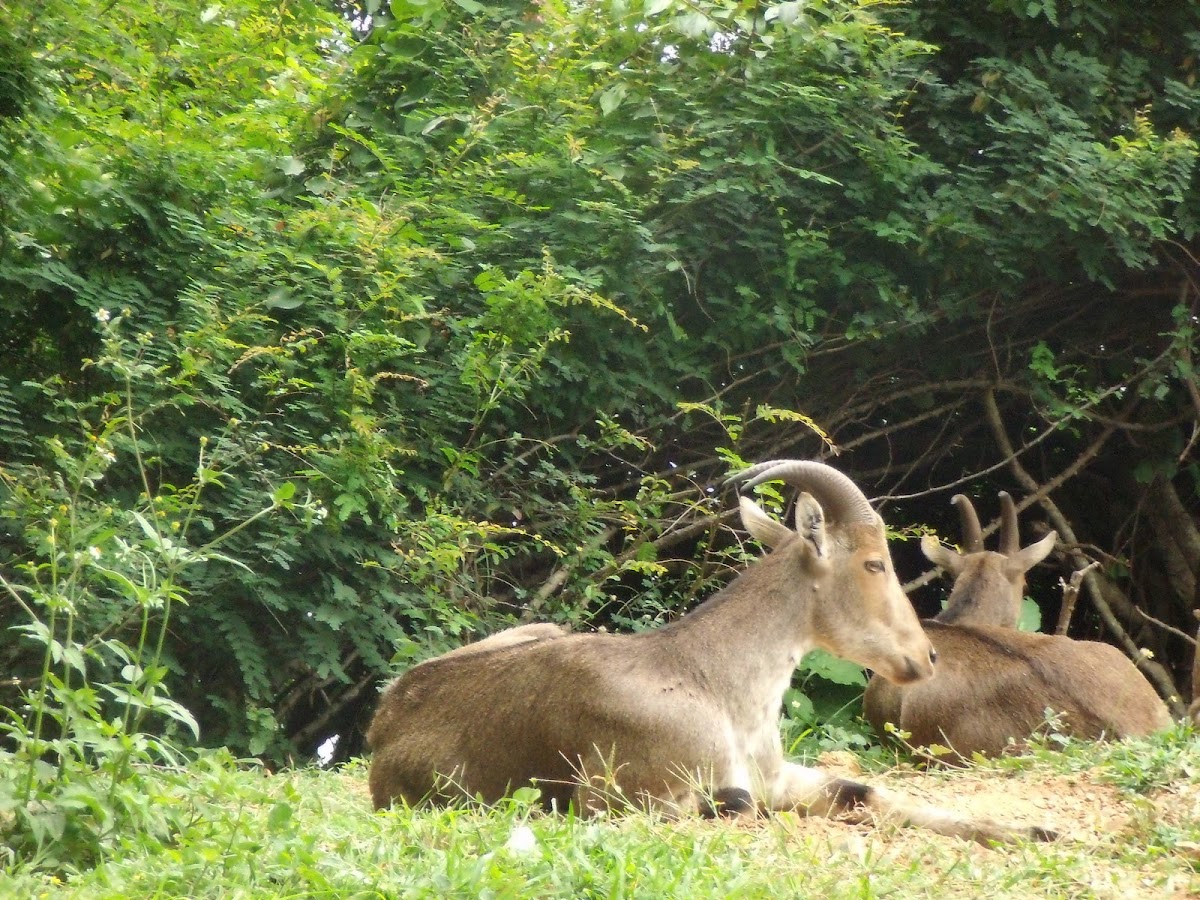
[{"left": 864, "top": 559, "right": 886, "bottom": 574}]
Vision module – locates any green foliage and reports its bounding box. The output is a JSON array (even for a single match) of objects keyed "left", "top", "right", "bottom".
[
  {"left": 1018, "top": 596, "right": 1043, "bottom": 633},
  {"left": 991, "top": 719, "right": 1200, "bottom": 794},
  {"left": 3, "top": 0, "right": 1200, "bottom": 880},
  {"left": 4, "top": 738, "right": 1199, "bottom": 896},
  {"left": 780, "top": 650, "right": 880, "bottom": 760},
  {"left": 894, "top": 0, "right": 1200, "bottom": 288},
  {"left": 0, "top": 312, "right": 322, "bottom": 869}
]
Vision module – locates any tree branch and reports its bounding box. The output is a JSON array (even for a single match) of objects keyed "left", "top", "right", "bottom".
[
  {"left": 289, "top": 670, "right": 376, "bottom": 752},
  {"left": 524, "top": 525, "right": 622, "bottom": 618},
  {"left": 1056, "top": 562, "right": 1098, "bottom": 635}
]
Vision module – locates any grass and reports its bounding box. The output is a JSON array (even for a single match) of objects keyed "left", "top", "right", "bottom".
[{"left": 4, "top": 728, "right": 1200, "bottom": 899}]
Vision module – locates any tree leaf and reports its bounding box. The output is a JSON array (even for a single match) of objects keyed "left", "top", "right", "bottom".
[{"left": 263, "top": 288, "right": 304, "bottom": 309}]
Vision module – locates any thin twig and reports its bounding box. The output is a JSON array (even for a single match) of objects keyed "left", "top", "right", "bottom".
[
  {"left": 878, "top": 382, "right": 1131, "bottom": 502},
  {"left": 288, "top": 670, "right": 375, "bottom": 751},
  {"left": 524, "top": 526, "right": 621, "bottom": 617},
  {"left": 1126, "top": 605, "right": 1198, "bottom": 645}
]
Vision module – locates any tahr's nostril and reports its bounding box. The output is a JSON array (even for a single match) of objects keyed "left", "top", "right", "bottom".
[{"left": 929, "top": 648, "right": 939, "bottom": 666}]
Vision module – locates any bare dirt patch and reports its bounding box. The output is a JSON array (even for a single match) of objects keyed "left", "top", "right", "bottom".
[{"left": 753, "top": 752, "right": 1195, "bottom": 899}]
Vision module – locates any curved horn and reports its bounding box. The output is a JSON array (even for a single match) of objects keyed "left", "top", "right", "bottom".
[
  {"left": 998, "top": 491, "right": 1019, "bottom": 556},
  {"left": 727, "top": 460, "right": 876, "bottom": 523},
  {"left": 951, "top": 494, "right": 984, "bottom": 553},
  {"left": 725, "top": 459, "right": 796, "bottom": 486}
]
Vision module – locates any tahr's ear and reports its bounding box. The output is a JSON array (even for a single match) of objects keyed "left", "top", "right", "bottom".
[
  {"left": 739, "top": 496, "right": 793, "bottom": 548},
  {"left": 1008, "top": 530, "right": 1058, "bottom": 574},
  {"left": 793, "top": 492, "right": 827, "bottom": 559},
  {"left": 921, "top": 534, "right": 964, "bottom": 574}
]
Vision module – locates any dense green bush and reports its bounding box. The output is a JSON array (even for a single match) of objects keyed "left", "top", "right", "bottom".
[{"left": 2, "top": 4, "right": 1199, "bottom": 877}]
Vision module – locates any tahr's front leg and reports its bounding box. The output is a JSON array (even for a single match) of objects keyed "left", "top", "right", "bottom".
[{"left": 769, "top": 761, "right": 1055, "bottom": 845}]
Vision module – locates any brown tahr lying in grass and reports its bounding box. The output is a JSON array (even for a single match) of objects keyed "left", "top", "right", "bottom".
[
  {"left": 863, "top": 492, "right": 1171, "bottom": 762},
  {"left": 367, "top": 461, "right": 1054, "bottom": 844}
]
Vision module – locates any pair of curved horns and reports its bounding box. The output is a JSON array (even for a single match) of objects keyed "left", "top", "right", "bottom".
[
  {"left": 727, "top": 459, "right": 876, "bottom": 524},
  {"left": 950, "top": 492, "right": 1020, "bottom": 555}
]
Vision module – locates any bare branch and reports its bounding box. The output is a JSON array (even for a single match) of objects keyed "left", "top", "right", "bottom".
[
  {"left": 878, "top": 384, "right": 1128, "bottom": 502},
  {"left": 289, "top": 670, "right": 376, "bottom": 751},
  {"left": 524, "top": 525, "right": 622, "bottom": 618},
  {"left": 1125, "top": 604, "right": 1199, "bottom": 645},
  {"left": 1056, "top": 562, "right": 1098, "bottom": 636}
]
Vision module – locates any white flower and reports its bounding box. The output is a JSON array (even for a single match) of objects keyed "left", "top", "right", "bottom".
[
  {"left": 96, "top": 308, "right": 111, "bottom": 324},
  {"left": 504, "top": 824, "right": 538, "bottom": 856}
]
